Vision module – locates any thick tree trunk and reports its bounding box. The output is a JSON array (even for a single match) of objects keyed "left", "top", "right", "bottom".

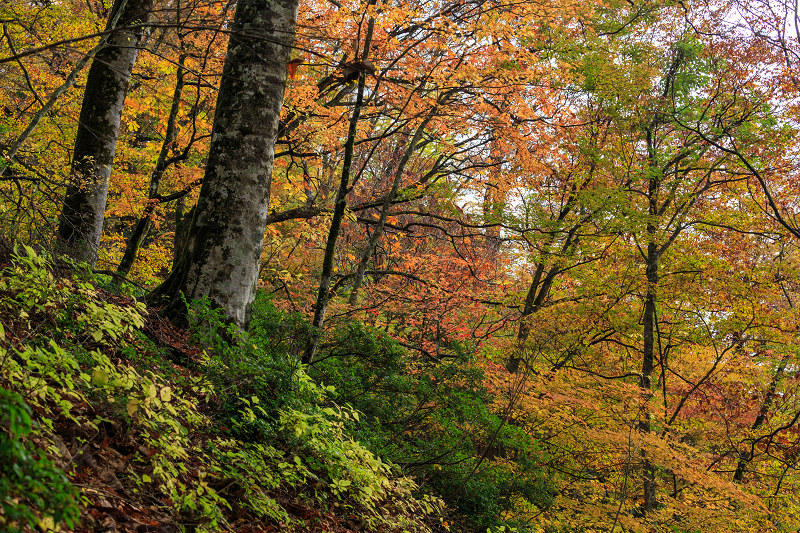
[
  {"left": 151, "top": 0, "right": 299, "bottom": 328},
  {"left": 56, "top": 0, "right": 153, "bottom": 266}
]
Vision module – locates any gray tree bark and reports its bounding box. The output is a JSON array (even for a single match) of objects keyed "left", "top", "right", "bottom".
[
  {"left": 56, "top": 0, "right": 153, "bottom": 266},
  {"left": 152, "top": 0, "right": 299, "bottom": 328}
]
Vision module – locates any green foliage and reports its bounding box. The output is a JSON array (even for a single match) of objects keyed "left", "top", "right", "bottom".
[
  {"left": 208, "top": 436, "right": 297, "bottom": 524},
  {"left": 189, "top": 293, "right": 310, "bottom": 441},
  {"left": 0, "top": 245, "right": 73, "bottom": 322},
  {"left": 0, "top": 387, "right": 80, "bottom": 532},
  {"left": 0, "top": 245, "right": 145, "bottom": 345},
  {"left": 310, "top": 320, "right": 556, "bottom": 532},
  {"left": 0, "top": 245, "right": 561, "bottom": 533},
  {"left": 0, "top": 247, "right": 547, "bottom": 532},
  {"left": 0, "top": 247, "right": 226, "bottom": 529},
  {"left": 187, "top": 292, "right": 443, "bottom": 531}
]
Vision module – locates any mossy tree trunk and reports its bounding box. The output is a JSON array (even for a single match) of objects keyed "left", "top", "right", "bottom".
[
  {"left": 152, "top": 0, "right": 299, "bottom": 328},
  {"left": 56, "top": 0, "right": 153, "bottom": 266}
]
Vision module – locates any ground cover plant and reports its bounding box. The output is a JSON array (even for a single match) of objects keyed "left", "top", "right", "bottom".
[{"left": 0, "top": 247, "right": 442, "bottom": 532}]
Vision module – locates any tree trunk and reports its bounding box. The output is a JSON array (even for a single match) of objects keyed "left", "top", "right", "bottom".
[
  {"left": 640, "top": 239, "right": 659, "bottom": 513},
  {"left": 507, "top": 261, "right": 549, "bottom": 373},
  {"left": 507, "top": 191, "right": 582, "bottom": 373},
  {"left": 117, "top": 53, "right": 186, "bottom": 278},
  {"left": 349, "top": 114, "right": 432, "bottom": 305},
  {"left": 56, "top": 0, "right": 153, "bottom": 266},
  {"left": 151, "top": 0, "right": 299, "bottom": 328},
  {"left": 172, "top": 201, "right": 190, "bottom": 271},
  {"left": 302, "top": 12, "right": 376, "bottom": 363},
  {"left": 303, "top": 68, "right": 368, "bottom": 364},
  {"left": 640, "top": 133, "right": 660, "bottom": 513}
]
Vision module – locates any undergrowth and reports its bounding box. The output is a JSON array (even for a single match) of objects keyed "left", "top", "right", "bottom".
[{"left": 0, "top": 246, "right": 442, "bottom": 532}]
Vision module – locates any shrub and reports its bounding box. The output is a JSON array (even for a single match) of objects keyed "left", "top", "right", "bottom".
[{"left": 0, "top": 387, "right": 80, "bottom": 532}]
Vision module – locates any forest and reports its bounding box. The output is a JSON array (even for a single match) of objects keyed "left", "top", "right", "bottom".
[{"left": 3, "top": 0, "right": 800, "bottom": 531}]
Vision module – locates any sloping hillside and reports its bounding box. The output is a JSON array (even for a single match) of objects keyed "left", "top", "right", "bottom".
[{"left": 0, "top": 246, "right": 442, "bottom": 532}]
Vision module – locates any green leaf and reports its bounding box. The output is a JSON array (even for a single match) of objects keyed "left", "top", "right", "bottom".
[{"left": 91, "top": 368, "right": 108, "bottom": 387}]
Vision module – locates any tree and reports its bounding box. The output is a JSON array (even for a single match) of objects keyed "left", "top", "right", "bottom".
[
  {"left": 152, "top": 0, "right": 300, "bottom": 327},
  {"left": 56, "top": 0, "right": 155, "bottom": 265}
]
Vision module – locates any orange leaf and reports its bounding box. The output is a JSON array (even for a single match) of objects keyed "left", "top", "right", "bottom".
[{"left": 287, "top": 58, "right": 303, "bottom": 80}]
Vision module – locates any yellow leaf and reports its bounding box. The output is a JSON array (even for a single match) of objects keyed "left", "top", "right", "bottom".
[
  {"left": 145, "top": 383, "right": 157, "bottom": 400},
  {"left": 38, "top": 516, "right": 55, "bottom": 531},
  {"left": 91, "top": 367, "right": 108, "bottom": 387},
  {"left": 126, "top": 397, "right": 140, "bottom": 416},
  {"left": 160, "top": 387, "right": 172, "bottom": 402}
]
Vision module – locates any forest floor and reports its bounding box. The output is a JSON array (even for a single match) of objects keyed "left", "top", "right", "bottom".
[{"left": 1, "top": 246, "right": 437, "bottom": 533}]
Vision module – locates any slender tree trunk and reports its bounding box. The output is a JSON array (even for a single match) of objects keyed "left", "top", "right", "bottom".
[
  {"left": 172, "top": 199, "right": 189, "bottom": 270},
  {"left": 640, "top": 134, "right": 660, "bottom": 513},
  {"left": 4, "top": 24, "right": 114, "bottom": 162},
  {"left": 507, "top": 187, "right": 582, "bottom": 373},
  {"left": 733, "top": 354, "right": 789, "bottom": 482},
  {"left": 640, "top": 239, "right": 659, "bottom": 513},
  {"left": 733, "top": 280, "right": 794, "bottom": 482},
  {"left": 636, "top": 49, "right": 690, "bottom": 512},
  {"left": 151, "top": 0, "right": 299, "bottom": 328},
  {"left": 349, "top": 114, "right": 432, "bottom": 305},
  {"left": 117, "top": 53, "right": 186, "bottom": 278},
  {"left": 56, "top": 0, "right": 153, "bottom": 266},
  {"left": 303, "top": 15, "right": 375, "bottom": 364},
  {"left": 303, "top": 70, "right": 368, "bottom": 364},
  {"left": 507, "top": 261, "right": 549, "bottom": 373}
]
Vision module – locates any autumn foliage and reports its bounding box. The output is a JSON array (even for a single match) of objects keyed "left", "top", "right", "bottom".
[{"left": 4, "top": 0, "right": 800, "bottom": 531}]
